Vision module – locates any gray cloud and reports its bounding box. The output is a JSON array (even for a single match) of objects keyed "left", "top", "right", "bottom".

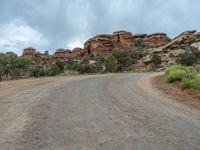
[{"left": 0, "top": 0, "right": 199, "bottom": 55}]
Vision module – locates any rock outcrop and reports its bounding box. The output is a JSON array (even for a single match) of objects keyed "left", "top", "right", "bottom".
[
  {"left": 84, "top": 30, "right": 171, "bottom": 56},
  {"left": 134, "top": 33, "right": 171, "bottom": 48},
  {"left": 52, "top": 48, "right": 85, "bottom": 59},
  {"left": 138, "top": 30, "right": 200, "bottom": 70},
  {"left": 22, "top": 47, "right": 49, "bottom": 59},
  {"left": 71, "top": 47, "right": 85, "bottom": 58},
  {"left": 111, "top": 31, "right": 134, "bottom": 50},
  {"left": 19, "top": 29, "right": 199, "bottom": 70},
  {"left": 163, "top": 30, "right": 200, "bottom": 50},
  {"left": 52, "top": 49, "right": 72, "bottom": 60},
  {"left": 191, "top": 42, "right": 200, "bottom": 52},
  {"left": 22, "top": 47, "right": 37, "bottom": 58},
  {"left": 84, "top": 34, "right": 113, "bottom": 56},
  {"left": 35, "top": 51, "right": 49, "bottom": 59}
]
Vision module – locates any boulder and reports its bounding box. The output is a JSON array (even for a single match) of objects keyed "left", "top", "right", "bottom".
[{"left": 191, "top": 42, "right": 200, "bottom": 51}]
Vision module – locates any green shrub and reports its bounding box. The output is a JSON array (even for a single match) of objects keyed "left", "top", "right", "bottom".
[
  {"left": 134, "top": 39, "right": 146, "bottom": 48},
  {"left": 165, "top": 65, "right": 200, "bottom": 90},
  {"left": 64, "top": 70, "right": 80, "bottom": 76},
  {"left": 165, "top": 64, "right": 185, "bottom": 77},
  {"left": 55, "top": 60, "right": 64, "bottom": 73},
  {"left": 192, "top": 74, "right": 200, "bottom": 90},
  {"left": 180, "top": 74, "right": 200, "bottom": 90},
  {"left": 112, "top": 50, "right": 142, "bottom": 71},
  {"left": 151, "top": 53, "right": 162, "bottom": 68},
  {"left": 77, "top": 63, "right": 98, "bottom": 74},
  {"left": 166, "top": 69, "right": 187, "bottom": 82},
  {"left": 164, "top": 65, "right": 197, "bottom": 82},
  {"left": 180, "top": 78, "right": 194, "bottom": 89},
  {"left": 176, "top": 52, "right": 195, "bottom": 66},
  {"left": 105, "top": 56, "right": 118, "bottom": 72},
  {"left": 112, "top": 51, "right": 133, "bottom": 71},
  {"left": 0, "top": 53, "right": 30, "bottom": 80}
]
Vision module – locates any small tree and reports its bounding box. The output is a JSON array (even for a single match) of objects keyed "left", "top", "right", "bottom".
[
  {"left": 105, "top": 56, "right": 118, "bottom": 72},
  {"left": 112, "top": 51, "right": 134, "bottom": 71},
  {"left": 55, "top": 60, "right": 64, "bottom": 73},
  {"left": 177, "top": 52, "right": 195, "bottom": 66},
  {"left": 151, "top": 53, "right": 162, "bottom": 68}
]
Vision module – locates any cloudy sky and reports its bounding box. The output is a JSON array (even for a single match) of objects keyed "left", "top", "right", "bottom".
[{"left": 0, "top": 0, "right": 199, "bottom": 55}]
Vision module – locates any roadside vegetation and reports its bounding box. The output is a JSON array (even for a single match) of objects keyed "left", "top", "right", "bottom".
[
  {"left": 165, "top": 64, "right": 200, "bottom": 91},
  {"left": 0, "top": 48, "right": 145, "bottom": 81}
]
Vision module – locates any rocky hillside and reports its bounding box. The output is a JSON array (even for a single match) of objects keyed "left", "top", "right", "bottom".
[{"left": 20, "top": 29, "right": 200, "bottom": 70}]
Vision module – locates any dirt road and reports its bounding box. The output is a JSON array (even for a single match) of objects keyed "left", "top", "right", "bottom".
[{"left": 0, "top": 73, "right": 199, "bottom": 150}]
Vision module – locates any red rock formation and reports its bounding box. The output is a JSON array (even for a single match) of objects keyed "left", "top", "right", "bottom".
[
  {"left": 22, "top": 47, "right": 36, "bottom": 58},
  {"left": 145, "top": 33, "right": 171, "bottom": 48},
  {"left": 22, "top": 47, "right": 49, "bottom": 59},
  {"left": 84, "top": 31, "right": 171, "bottom": 56},
  {"left": 35, "top": 50, "right": 49, "bottom": 59},
  {"left": 71, "top": 47, "right": 85, "bottom": 58},
  {"left": 134, "top": 33, "right": 171, "bottom": 48},
  {"left": 163, "top": 30, "right": 200, "bottom": 49},
  {"left": 111, "top": 31, "right": 134, "bottom": 50},
  {"left": 84, "top": 34, "right": 113, "bottom": 56},
  {"left": 52, "top": 49, "right": 72, "bottom": 60}
]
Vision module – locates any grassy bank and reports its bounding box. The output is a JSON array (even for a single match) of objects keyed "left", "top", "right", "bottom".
[{"left": 165, "top": 64, "right": 200, "bottom": 91}]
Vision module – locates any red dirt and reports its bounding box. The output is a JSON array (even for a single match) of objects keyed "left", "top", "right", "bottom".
[{"left": 151, "top": 75, "right": 200, "bottom": 110}]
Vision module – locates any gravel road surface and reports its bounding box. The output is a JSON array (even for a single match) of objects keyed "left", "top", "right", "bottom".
[{"left": 0, "top": 73, "right": 199, "bottom": 150}]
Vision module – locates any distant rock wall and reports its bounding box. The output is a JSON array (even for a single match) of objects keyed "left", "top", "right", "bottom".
[
  {"left": 22, "top": 47, "right": 49, "bottom": 59},
  {"left": 20, "top": 29, "right": 200, "bottom": 67},
  {"left": 84, "top": 31, "right": 171, "bottom": 56}
]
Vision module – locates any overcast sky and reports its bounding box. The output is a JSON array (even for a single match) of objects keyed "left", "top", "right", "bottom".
[{"left": 0, "top": 0, "right": 199, "bottom": 55}]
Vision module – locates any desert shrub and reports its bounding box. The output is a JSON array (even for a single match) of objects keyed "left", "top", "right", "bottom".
[
  {"left": 177, "top": 52, "right": 195, "bottom": 66},
  {"left": 151, "top": 53, "right": 162, "bottom": 68},
  {"left": 64, "top": 70, "right": 80, "bottom": 76},
  {"left": 48, "top": 65, "right": 60, "bottom": 76},
  {"left": 193, "top": 64, "right": 200, "bottom": 72},
  {"left": 112, "top": 50, "right": 143, "bottom": 71},
  {"left": 77, "top": 63, "right": 98, "bottom": 74},
  {"left": 65, "top": 58, "right": 78, "bottom": 70},
  {"left": 193, "top": 74, "right": 200, "bottom": 90},
  {"left": 112, "top": 51, "right": 134, "bottom": 71},
  {"left": 105, "top": 56, "right": 118, "bottom": 72},
  {"left": 130, "top": 49, "right": 144, "bottom": 61},
  {"left": 180, "top": 74, "right": 200, "bottom": 90},
  {"left": 180, "top": 78, "right": 194, "bottom": 89},
  {"left": 188, "top": 37, "right": 196, "bottom": 45},
  {"left": 165, "top": 69, "right": 187, "bottom": 82},
  {"left": 164, "top": 65, "right": 195, "bottom": 82},
  {"left": 95, "top": 56, "right": 106, "bottom": 72},
  {"left": 134, "top": 39, "right": 146, "bottom": 48},
  {"left": 165, "top": 65, "right": 200, "bottom": 90},
  {"left": 55, "top": 60, "right": 64, "bottom": 73},
  {"left": 31, "top": 64, "right": 60, "bottom": 77},
  {"left": 0, "top": 53, "right": 30, "bottom": 80}
]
